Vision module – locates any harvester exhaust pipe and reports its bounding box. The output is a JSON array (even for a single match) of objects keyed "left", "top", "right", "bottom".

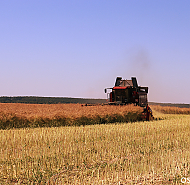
[
  {"left": 132, "top": 77, "right": 138, "bottom": 89},
  {"left": 115, "top": 77, "right": 122, "bottom": 86}
]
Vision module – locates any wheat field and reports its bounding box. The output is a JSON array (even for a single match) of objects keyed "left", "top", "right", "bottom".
[
  {"left": 0, "top": 103, "right": 143, "bottom": 119},
  {"left": 151, "top": 105, "right": 190, "bottom": 115},
  {"left": 0, "top": 103, "right": 143, "bottom": 129},
  {"left": 0, "top": 104, "right": 190, "bottom": 184}
]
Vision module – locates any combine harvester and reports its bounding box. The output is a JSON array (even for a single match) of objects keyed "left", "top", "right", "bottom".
[
  {"left": 105, "top": 77, "right": 147, "bottom": 107},
  {"left": 104, "top": 77, "right": 153, "bottom": 121},
  {"left": 84, "top": 77, "right": 154, "bottom": 121}
]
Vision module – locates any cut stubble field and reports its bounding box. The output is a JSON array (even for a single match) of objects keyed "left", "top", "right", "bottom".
[{"left": 0, "top": 103, "right": 190, "bottom": 184}]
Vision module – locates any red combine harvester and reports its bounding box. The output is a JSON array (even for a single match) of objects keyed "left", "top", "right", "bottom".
[{"left": 104, "top": 77, "right": 154, "bottom": 121}]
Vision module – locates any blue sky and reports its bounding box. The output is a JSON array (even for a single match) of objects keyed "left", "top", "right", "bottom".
[{"left": 0, "top": 1, "right": 190, "bottom": 103}]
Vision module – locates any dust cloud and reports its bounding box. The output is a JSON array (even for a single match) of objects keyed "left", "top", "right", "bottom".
[{"left": 127, "top": 49, "right": 151, "bottom": 85}]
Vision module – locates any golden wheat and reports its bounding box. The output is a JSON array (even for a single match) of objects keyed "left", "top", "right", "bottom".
[
  {"left": 1, "top": 114, "right": 190, "bottom": 184},
  {"left": 0, "top": 103, "right": 142, "bottom": 119},
  {"left": 0, "top": 103, "right": 143, "bottom": 129},
  {"left": 151, "top": 105, "right": 190, "bottom": 114},
  {"left": 1, "top": 103, "right": 189, "bottom": 184}
]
